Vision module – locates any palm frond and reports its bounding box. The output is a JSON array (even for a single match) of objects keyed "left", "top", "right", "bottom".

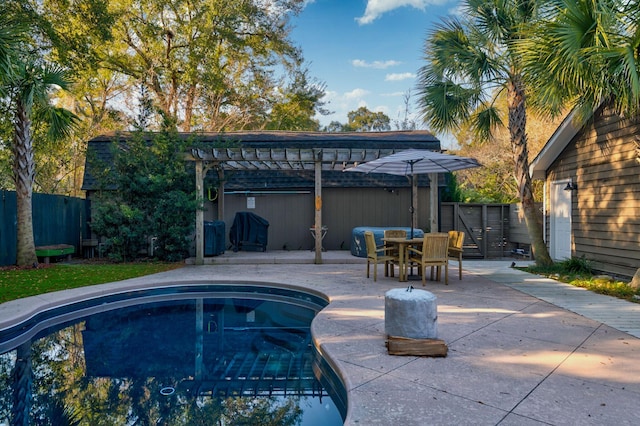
[
  {"left": 0, "top": 8, "right": 26, "bottom": 77},
  {"left": 416, "top": 78, "right": 478, "bottom": 133},
  {"left": 41, "top": 63, "right": 75, "bottom": 91},
  {"left": 40, "top": 107, "right": 80, "bottom": 140},
  {"left": 471, "top": 105, "right": 503, "bottom": 142}
]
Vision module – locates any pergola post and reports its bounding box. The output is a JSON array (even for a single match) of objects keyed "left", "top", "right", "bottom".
[
  {"left": 314, "top": 153, "right": 323, "bottom": 264},
  {"left": 195, "top": 159, "right": 204, "bottom": 265},
  {"left": 217, "top": 168, "right": 225, "bottom": 221}
]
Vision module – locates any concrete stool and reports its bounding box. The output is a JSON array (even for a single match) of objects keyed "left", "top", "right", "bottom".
[{"left": 385, "top": 288, "right": 438, "bottom": 339}]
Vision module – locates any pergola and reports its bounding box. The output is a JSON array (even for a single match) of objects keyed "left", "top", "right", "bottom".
[{"left": 187, "top": 146, "right": 440, "bottom": 264}]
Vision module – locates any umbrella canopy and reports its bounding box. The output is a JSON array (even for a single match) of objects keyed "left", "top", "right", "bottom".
[
  {"left": 345, "top": 149, "right": 481, "bottom": 237},
  {"left": 344, "top": 149, "right": 481, "bottom": 176}
]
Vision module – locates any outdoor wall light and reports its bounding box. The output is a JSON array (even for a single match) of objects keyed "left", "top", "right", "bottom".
[{"left": 564, "top": 181, "right": 577, "bottom": 191}]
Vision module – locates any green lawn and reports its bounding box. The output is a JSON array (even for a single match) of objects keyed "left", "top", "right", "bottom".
[{"left": 0, "top": 262, "right": 184, "bottom": 303}]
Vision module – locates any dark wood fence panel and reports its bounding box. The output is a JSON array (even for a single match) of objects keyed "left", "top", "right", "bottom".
[
  {"left": 441, "top": 203, "right": 511, "bottom": 258},
  {"left": 1, "top": 191, "right": 90, "bottom": 266}
]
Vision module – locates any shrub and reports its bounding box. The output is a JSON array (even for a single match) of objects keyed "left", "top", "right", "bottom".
[
  {"left": 558, "top": 256, "right": 592, "bottom": 275},
  {"left": 91, "top": 130, "right": 200, "bottom": 262}
]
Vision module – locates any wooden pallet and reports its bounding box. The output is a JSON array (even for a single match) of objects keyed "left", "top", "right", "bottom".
[{"left": 386, "top": 335, "right": 448, "bottom": 357}]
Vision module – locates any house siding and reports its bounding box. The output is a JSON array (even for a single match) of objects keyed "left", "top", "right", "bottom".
[
  {"left": 209, "top": 187, "right": 431, "bottom": 251},
  {"left": 545, "top": 107, "right": 640, "bottom": 278}
]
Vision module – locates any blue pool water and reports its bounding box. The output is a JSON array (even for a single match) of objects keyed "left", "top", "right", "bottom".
[{"left": 0, "top": 284, "right": 346, "bottom": 425}]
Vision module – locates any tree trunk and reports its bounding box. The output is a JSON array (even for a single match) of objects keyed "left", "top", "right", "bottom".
[
  {"left": 507, "top": 77, "right": 553, "bottom": 266},
  {"left": 13, "top": 101, "right": 38, "bottom": 266}
]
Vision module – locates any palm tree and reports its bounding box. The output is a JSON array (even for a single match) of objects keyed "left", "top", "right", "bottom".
[
  {"left": 417, "top": 0, "right": 553, "bottom": 266},
  {"left": 519, "top": 0, "right": 640, "bottom": 120},
  {"left": 8, "top": 61, "right": 78, "bottom": 266},
  {"left": 2, "top": 8, "right": 78, "bottom": 266}
]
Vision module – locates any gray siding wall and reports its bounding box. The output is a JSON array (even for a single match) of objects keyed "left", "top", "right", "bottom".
[
  {"left": 546, "top": 107, "right": 640, "bottom": 278},
  {"left": 208, "top": 187, "right": 431, "bottom": 251}
]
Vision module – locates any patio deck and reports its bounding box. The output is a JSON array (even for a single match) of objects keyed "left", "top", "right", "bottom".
[{"left": 2, "top": 252, "right": 640, "bottom": 425}]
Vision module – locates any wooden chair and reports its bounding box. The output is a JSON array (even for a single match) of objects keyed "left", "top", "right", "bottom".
[
  {"left": 407, "top": 233, "right": 449, "bottom": 285},
  {"left": 383, "top": 229, "right": 407, "bottom": 277},
  {"left": 364, "top": 231, "right": 395, "bottom": 281},
  {"left": 448, "top": 230, "right": 465, "bottom": 280}
]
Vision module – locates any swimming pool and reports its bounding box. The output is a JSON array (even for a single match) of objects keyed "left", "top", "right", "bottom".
[{"left": 0, "top": 284, "right": 346, "bottom": 425}]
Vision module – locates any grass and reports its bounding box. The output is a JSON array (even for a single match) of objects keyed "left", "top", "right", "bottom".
[
  {"left": 0, "top": 261, "right": 184, "bottom": 303},
  {"left": 523, "top": 257, "right": 639, "bottom": 303}
]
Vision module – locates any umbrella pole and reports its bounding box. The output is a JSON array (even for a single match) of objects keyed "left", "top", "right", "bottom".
[{"left": 410, "top": 170, "right": 414, "bottom": 239}]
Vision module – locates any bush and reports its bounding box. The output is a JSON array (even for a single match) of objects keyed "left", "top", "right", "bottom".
[
  {"left": 558, "top": 256, "right": 592, "bottom": 275},
  {"left": 91, "top": 130, "right": 200, "bottom": 262}
]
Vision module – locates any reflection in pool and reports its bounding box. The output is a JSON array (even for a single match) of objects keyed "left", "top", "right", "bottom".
[{"left": 0, "top": 285, "right": 346, "bottom": 425}]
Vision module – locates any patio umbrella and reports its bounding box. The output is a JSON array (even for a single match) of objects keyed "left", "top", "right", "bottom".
[{"left": 344, "top": 149, "right": 481, "bottom": 237}]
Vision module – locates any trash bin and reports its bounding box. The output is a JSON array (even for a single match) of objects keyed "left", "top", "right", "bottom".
[{"left": 204, "top": 220, "right": 226, "bottom": 256}]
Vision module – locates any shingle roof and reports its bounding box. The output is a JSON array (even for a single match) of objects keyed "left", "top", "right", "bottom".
[{"left": 82, "top": 131, "right": 442, "bottom": 191}]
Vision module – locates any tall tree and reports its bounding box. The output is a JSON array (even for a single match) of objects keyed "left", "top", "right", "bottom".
[
  {"left": 265, "top": 68, "right": 328, "bottom": 130},
  {"left": 93, "top": 0, "right": 306, "bottom": 132},
  {"left": 8, "top": 61, "right": 78, "bottom": 266},
  {"left": 1, "top": 1, "right": 114, "bottom": 197},
  {"left": 1, "top": 6, "right": 78, "bottom": 265},
  {"left": 519, "top": 0, "right": 640, "bottom": 120},
  {"left": 346, "top": 106, "right": 391, "bottom": 132},
  {"left": 417, "top": 0, "right": 553, "bottom": 266},
  {"left": 454, "top": 93, "right": 563, "bottom": 203}
]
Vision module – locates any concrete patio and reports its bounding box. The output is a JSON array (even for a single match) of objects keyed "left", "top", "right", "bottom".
[{"left": 2, "top": 251, "right": 640, "bottom": 425}]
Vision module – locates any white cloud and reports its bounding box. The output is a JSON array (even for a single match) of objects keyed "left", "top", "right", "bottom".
[
  {"left": 374, "top": 104, "right": 390, "bottom": 115},
  {"left": 448, "top": 4, "right": 465, "bottom": 16},
  {"left": 316, "top": 88, "right": 372, "bottom": 125},
  {"left": 356, "top": 0, "right": 448, "bottom": 25},
  {"left": 343, "top": 88, "right": 371, "bottom": 100},
  {"left": 352, "top": 59, "right": 401, "bottom": 69},
  {"left": 318, "top": 88, "right": 416, "bottom": 127},
  {"left": 385, "top": 72, "right": 415, "bottom": 81},
  {"left": 381, "top": 91, "right": 407, "bottom": 97}
]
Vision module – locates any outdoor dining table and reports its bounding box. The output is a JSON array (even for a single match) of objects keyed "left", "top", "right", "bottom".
[{"left": 382, "top": 237, "right": 424, "bottom": 282}]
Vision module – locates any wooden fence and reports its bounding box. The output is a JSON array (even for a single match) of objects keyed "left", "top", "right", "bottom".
[
  {"left": 0, "top": 191, "right": 90, "bottom": 266},
  {"left": 441, "top": 203, "right": 533, "bottom": 259}
]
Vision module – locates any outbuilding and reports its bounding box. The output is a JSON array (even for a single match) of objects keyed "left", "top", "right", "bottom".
[
  {"left": 529, "top": 106, "right": 640, "bottom": 278},
  {"left": 82, "top": 131, "right": 445, "bottom": 264}
]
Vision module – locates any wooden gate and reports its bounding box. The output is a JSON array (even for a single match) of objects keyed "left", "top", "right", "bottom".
[{"left": 440, "top": 203, "right": 510, "bottom": 258}]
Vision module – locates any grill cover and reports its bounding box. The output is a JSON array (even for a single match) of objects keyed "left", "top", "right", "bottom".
[{"left": 229, "top": 212, "right": 269, "bottom": 252}]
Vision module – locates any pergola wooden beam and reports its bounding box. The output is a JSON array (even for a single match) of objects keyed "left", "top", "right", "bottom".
[{"left": 187, "top": 147, "right": 403, "bottom": 265}]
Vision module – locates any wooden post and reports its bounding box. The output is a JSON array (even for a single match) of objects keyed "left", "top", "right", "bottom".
[
  {"left": 429, "top": 173, "right": 438, "bottom": 233},
  {"left": 314, "top": 154, "right": 323, "bottom": 264},
  {"left": 217, "top": 168, "right": 225, "bottom": 221},
  {"left": 195, "top": 160, "right": 204, "bottom": 265}
]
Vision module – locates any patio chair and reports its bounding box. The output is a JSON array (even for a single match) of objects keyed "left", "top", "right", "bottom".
[
  {"left": 448, "top": 230, "right": 465, "bottom": 280},
  {"left": 364, "top": 231, "right": 395, "bottom": 282},
  {"left": 383, "top": 229, "right": 407, "bottom": 277},
  {"left": 407, "top": 233, "right": 449, "bottom": 285}
]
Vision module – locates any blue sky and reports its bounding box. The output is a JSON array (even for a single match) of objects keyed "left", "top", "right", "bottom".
[{"left": 290, "top": 0, "right": 461, "bottom": 142}]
